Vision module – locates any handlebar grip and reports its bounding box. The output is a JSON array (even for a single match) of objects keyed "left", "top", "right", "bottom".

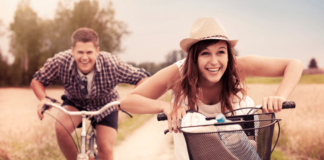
[
  {"left": 41, "top": 104, "right": 50, "bottom": 115},
  {"left": 282, "top": 101, "right": 295, "bottom": 109},
  {"left": 157, "top": 113, "right": 168, "bottom": 121}
]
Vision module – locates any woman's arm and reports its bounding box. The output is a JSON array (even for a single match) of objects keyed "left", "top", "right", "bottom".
[
  {"left": 237, "top": 55, "right": 304, "bottom": 112},
  {"left": 121, "top": 64, "right": 185, "bottom": 133},
  {"left": 120, "top": 64, "right": 180, "bottom": 114}
]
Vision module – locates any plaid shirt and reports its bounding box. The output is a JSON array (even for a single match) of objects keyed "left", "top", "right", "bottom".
[{"left": 33, "top": 49, "right": 149, "bottom": 122}]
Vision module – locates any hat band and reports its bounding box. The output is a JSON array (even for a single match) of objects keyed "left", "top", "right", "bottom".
[{"left": 198, "top": 35, "right": 228, "bottom": 40}]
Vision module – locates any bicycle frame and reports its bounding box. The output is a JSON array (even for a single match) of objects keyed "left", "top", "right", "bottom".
[{"left": 45, "top": 101, "right": 120, "bottom": 160}]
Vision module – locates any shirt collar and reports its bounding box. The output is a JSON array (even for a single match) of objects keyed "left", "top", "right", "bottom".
[
  {"left": 95, "top": 54, "right": 102, "bottom": 72},
  {"left": 77, "top": 67, "right": 95, "bottom": 77}
]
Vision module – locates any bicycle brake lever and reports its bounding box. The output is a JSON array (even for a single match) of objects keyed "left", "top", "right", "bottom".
[
  {"left": 164, "top": 129, "right": 169, "bottom": 134},
  {"left": 118, "top": 104, "right": 133, "bottom": 118},
  {"left": 121, "top": 110, "right": 133, "bottom": 118},
  {"left": 41, "top": 104, "right": 50, "bottom": 115}
]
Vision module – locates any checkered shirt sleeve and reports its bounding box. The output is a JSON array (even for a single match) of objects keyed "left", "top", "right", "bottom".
[{"left": 32, "top": 52, "right": 69, "bottom": 86}]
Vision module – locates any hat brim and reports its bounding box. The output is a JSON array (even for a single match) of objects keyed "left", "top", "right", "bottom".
[{"left": 180, "top": 38, "right": 238, "bottom": 54}]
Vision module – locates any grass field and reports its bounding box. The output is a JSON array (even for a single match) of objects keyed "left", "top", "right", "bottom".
[
  {"left": 1, "top": 74, "right": 323, "bottom": 159},
  {"left": 246, "top": 84, "right": 324, "bottom": 160},
  {"left": 246, "top": 74, "right": 324, "bottom": 84}
]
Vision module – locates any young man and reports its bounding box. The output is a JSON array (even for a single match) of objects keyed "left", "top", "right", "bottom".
[{"left": 31, "top": 27, "right": 149, "bottom": 160}]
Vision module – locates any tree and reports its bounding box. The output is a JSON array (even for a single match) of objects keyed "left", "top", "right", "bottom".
[
  {"left": 233, "top": 48, "right": 239, "bottom": 56},
  {"left": 7, "top": 0, "right": 129, "bottom": 86},
  {"left": 45, "top": 0, "right": 129, "bottom": 56},
  {"left": 165, "top": 50, "right": 187, "bottom": 66},
  {"left": 0, "top": 20, "right": 9, "bottom": 86},
  {"left": 0, "top": 49, "right": 10, "bottom": 86},
  {"left": 9, "top": 0, "right": 43, "bottom": 85},
  {"left": 308, "top": 58, "right": 318, "bottom": 68}
]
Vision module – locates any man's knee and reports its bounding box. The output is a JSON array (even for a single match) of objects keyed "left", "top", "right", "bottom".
[
  {"left": 55, "top": 121, "right": 72, "bottom": 138},
  {"left": 98, "top": 142, "right": 114, "bottom": 154},
  {"left": 98, "top": 142, "right": 114, "bottom": 159}
]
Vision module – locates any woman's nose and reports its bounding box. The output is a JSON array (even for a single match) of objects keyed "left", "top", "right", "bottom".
[{"left": 210, "top": 55, "right": 218, "bottom": 65}]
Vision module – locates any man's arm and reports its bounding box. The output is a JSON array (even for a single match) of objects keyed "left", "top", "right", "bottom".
[
  {"left": 31, "top": 79, "right": 46, "bottom": 100},
  {"left": 135, "top": 77, "right": 149, "bottom": 88},
  {"left": 110, "top": 54, "right": 151, "bottom": 85},
  {"left": 30, "top": 79, "right": 52, "bottom": 120}
]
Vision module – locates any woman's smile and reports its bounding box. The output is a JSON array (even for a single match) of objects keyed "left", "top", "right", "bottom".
[{"left": 206, "top": 67, "right": 221, "bottom": 73}]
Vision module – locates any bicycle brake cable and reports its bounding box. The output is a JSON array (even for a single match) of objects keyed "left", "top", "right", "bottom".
[
  {"left": 118, "top": 105, "right": 133, "bottom": 118},
  {"left": 44, "top": 112, "right": 80, "bottom": 153},
  {"left": 45, "top": 96, "right": 60, "bottom": 103},
  {"left": 68, "top": 114, "right": 81, "bottom": 153},
  {"left": 44, "top": 96, "right": 81, "bottom": 153}
]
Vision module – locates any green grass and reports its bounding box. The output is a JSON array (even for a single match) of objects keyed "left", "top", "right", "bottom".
[
  {"left": 298, "top": 74, "right": 324, "bottom": 84},
  {"left": 2, "top": 128, "right": 64, "bottom": 160},
  {"left": 271, "top": 149, "right": 291, "bottom": 160},
  {"left": 116, "top": 114, "right": 154, "bottom": 145},
  {"left": 246, "top": 74, "right": 324, "bottom": 84},
  {"left": 117, "top": 83, "right": 131, "bottom": 87}
]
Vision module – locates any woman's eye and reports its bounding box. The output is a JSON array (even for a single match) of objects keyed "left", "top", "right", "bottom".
[
  {"left": 218, "top": 51, "right": 225, "bottom": 54},
  {"left": 201, "top": 52, "right": 209, "bottom": 55}
]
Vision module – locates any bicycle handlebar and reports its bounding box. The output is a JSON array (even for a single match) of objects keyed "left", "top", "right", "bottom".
[
  {"left": 41, "top": 101, "right": 120, "bottom": 116},
  {"left": 157, "top": 101, "right": 295, "bottom": 121}
]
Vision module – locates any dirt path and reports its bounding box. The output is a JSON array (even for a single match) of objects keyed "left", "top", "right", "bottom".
[
  {"left": 115, "top": 86, "right": 175, "bottom": 160},
  {"left": 114, "top": 117, "right": 175, "bottom": 160}
]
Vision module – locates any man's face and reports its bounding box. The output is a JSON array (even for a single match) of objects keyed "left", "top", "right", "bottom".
[{"left": 72, "top": 42, "right": 99, "bottom": 74}]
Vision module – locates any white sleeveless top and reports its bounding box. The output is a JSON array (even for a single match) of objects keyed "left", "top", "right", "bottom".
[{"left": 172, "top": 59, "right": 254, "bottom": 160}]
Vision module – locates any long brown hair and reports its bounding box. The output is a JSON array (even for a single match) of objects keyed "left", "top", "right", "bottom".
[{"left": 172, "top": 40, "right": 246, "bottom": 115}]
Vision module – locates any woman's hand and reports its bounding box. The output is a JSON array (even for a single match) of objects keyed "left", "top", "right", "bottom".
[
  {"left": 163, "top": 105, "right": 186, "bottom": 133},
  {"left": 262, "top": 96, "right": 286, "bottom": 113}
]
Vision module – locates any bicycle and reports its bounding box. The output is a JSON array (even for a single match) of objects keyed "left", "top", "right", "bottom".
[
  {"left": 157, "top": 101, "right": 295, "bottom": 160},
  {"left": 41, "top": 96, "right": 132, "bottom": 160}
]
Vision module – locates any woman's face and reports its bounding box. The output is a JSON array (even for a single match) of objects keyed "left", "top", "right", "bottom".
[{"left": 197, "top": 41, "right": 228, "bottom": 86}]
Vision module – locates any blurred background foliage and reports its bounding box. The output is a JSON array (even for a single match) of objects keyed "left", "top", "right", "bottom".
[
  {"left": 0, "top": 0, "right": 188, "bottom": 86},
  {"left": 0, "top": 0, "right": 321, "bottom": 87}
]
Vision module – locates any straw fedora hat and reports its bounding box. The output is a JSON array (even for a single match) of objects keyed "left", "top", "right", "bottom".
[{"left": 180, "top": 17, "right": 238, "bottom": 54}]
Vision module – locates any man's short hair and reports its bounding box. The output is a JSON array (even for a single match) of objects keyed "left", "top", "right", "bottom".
[{"left": 71, "top": 27, "right": 99, "bottom": 47}]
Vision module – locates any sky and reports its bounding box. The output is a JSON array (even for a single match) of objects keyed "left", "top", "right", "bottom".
[{"left": 0, "top": 0, "right": 324, "bottom": 68}]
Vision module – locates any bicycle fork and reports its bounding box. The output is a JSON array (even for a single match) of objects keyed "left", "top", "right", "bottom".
[
  {"left": 78, "top": 115, "right": 89, "bottom": 160},
  {"left": 88, "top": 127, "right": 96, "bottom": 159}
]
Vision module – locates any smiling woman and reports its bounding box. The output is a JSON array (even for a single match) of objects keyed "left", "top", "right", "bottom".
[{"left": 120, "top": 17, "right": 303, "bottom": 160}]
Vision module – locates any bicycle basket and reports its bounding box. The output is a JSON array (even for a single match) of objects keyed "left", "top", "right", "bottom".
[{"left": 179, "top": 112, "right": 279, "bottom": 160}]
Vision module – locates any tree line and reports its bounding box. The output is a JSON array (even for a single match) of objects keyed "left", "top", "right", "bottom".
[
  {"left": 0, "top": 0, "right": 319, "bottom": 86},
  {"left": 128, "top": 50, "right": 186, "bottom": 76},
  {"left": 0, "top": 0, "right": 187, "bottom": 86},
  {"left": 0, "top": 0, "right": 127, "bottom": 86}
]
